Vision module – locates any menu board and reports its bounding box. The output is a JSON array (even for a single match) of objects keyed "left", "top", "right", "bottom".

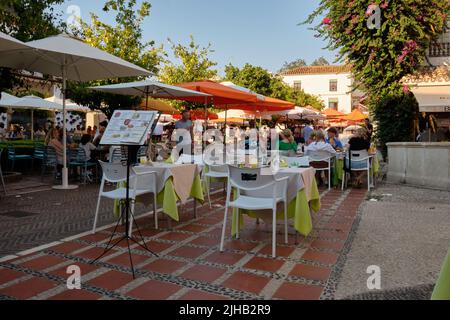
[{"left": 100, "top": 110, "right": 158, "bottom": 145}]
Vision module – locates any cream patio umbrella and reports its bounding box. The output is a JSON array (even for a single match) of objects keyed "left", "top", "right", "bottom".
[
  {"left": 89, "top": 80, "right": 211, "bottom": 144},
  {"left": 0, "top": 31, "right": 29, "bottom": 52},
  {"left": 10, "top": 95, "right": 63, "bottom": 140},
  {"left": 0, "top": 33, "right": 151, "bottom": 189}
]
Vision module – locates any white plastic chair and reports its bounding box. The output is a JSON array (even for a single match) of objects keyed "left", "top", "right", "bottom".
[
  {"left": 220, "top": 165, "right": 289, "bottom": 258},
  {"left": 203, "top": 163, "right": 228, "bottom": 208},
  {"left": 341, "top": 149, "right": 372, "bottom": 191},
  {"left": 130, "top": 166, "right": 158, "bottom": 234},
  {"left": 307, "top": 151, "right": 334, "bottom": 190},
  {"left": 92, "top": 161, "right": 158, "bottom": 235}
]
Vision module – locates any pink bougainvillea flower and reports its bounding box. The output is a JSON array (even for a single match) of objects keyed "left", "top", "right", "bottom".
[
  {"left": 403, "top": 85, "right": 410, "bottom": 93},
  {"left": 322, "top": 17, "right": 332, "bottom": 25},
  {"left": 380, "top": 1, "right": 388, "bottom": 9}
]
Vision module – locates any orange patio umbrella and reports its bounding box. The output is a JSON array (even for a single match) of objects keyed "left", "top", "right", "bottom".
[
  {"left": 323, "top": 108, "right": 345, "bottom": 118},
  {"left": 211, "top": 117, "right": 247, "bottom": 124},
  {"left": 175, "top": 80, "right": 259, "bottom": 105},
  {"left": 173, "top": 109, "right": 218, "bottom": 120},
  {"left": 341, "top": 109, "right": 368, "bottom": 122},
  {"left": 227, "top": 96, "right": 294, "bottom": 112}
]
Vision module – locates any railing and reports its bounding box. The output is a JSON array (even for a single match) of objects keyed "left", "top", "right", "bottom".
[{"left": 428, "top": 42, "right": 450, "bottom": 57}]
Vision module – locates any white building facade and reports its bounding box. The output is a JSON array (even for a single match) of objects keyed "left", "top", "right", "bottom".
[{"left": 280, "top": 65, "right": 363, "bottom": 114}]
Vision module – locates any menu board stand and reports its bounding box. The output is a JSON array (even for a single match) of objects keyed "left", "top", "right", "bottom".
[{"left": 91, "top": 111, "right": 159, "bottom": 278}]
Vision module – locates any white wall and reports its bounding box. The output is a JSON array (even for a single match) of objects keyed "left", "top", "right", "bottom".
[
  {"left": 282, "top": 72, "right": 354, "bottom": 114},
  {"left": 387, "top": 142, "right": 450, "bottom": 190}
]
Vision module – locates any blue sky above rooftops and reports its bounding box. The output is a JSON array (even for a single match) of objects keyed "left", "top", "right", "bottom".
[{"left": 53, "top": 0, "right": 335, "bottom": 75}]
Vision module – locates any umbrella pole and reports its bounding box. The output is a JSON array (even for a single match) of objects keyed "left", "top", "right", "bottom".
[
  {"left": 31, "top": 110, "right": 34, "bottom": 140},
  {"left": 204, "top": 96, "right": 208, "bottom": 153},
  {"left": 54, "top": 62, "right": 77, "bottom": 190}
]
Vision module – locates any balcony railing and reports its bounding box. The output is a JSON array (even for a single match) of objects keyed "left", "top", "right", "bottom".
[{"left": 429, "top": 42, "right": 450, "bottom": 57}]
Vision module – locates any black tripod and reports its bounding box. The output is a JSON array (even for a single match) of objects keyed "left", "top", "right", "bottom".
[{"left": 91, "top": 145, "right": 158, "bottom": 278}]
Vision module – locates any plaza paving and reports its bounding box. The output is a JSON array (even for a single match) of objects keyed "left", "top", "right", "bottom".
[
  {"left": 335, "top": 183, "right": 450, "bottom": 300},
  {"left": 0, "top": 177, "right": 448, "bottom": 300},
  {"left": 0, "top": 177, "right": 368, "bottom": 300}
]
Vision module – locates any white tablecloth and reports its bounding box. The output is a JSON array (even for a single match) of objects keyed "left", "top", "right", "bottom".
[{"left": 135, "top": 163, "right": 201, "bottom": 203}]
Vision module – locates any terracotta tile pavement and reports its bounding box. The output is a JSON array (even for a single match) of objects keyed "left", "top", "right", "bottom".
[{"left": 0, "top": 187, "right": 366, "bottom": 300}]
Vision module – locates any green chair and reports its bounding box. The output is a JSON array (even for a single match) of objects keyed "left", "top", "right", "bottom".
[
  {"left": 41, "top": 146, "right": 59, "bottom": 182},
  {"left": 69, "top": 148, "right": 97, "bottom": 184},
  {"left": 431, "top": 249, "right": 450, "bottom": 300},
  {"left": 0, "top": 148, "right": 7, "bottom": 195},
  {"left": 7, "top": 145, "right": 33, "bottom": 171},
  {"left": 33, "top": 143, "right": 46, "bottom": 168}
]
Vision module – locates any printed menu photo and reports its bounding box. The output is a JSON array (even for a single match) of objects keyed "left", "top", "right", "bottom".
[{"left": 100, "top": 110, "right": 158, "bottom": 145}]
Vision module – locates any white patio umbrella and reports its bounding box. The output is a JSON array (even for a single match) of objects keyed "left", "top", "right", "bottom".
[
  {"left": 10, "top": 95, "right": 63, "bottom": 140},
  {"left": 220, "top": 81, "right": 265, "bottom": 101},
  {"left": 261, "top": 106, "right": 325, "bottom": 121},
  {"left": 0, "top": 33, "right": 151, "bottom": 189},
  {"left": 89, "top": 80, "right": 210, "bottom": 101},
  {"left": 89, "top": 80, "right": 211, "bottom": 146},
  {"left": 0, "top": 92, "right": 21, "bottom": 106},
  {"left": 45, "top": 96, "right": 90, "bottom": 112},
  {"left": 0, "top": 31, "right": 29, "bottom": 52}
]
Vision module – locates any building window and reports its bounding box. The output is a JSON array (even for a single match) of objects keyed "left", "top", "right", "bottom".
[
  {"left": 329, "top": 98, "right": 338, "bottom": 110},
  {"left": 329, "top": 79, "right": 338, "bottom": 92},
  {"left": 293, "top": 81, "right": 302, "bottom": 91}
]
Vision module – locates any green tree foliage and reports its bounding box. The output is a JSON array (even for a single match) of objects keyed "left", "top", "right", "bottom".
[
  {"left": 158, "top": 35, "right": 218, "bottom": 111},
  {"left": 0, "top": 0, "right": 65, "bottom": 91},
  {"left": 304, "top": 0, "right": 449, "bottom": 98},
  {"left": 68, "top": 0, "right": 166, "bottom": 118},
  {"left": 304, "top": 0, "right": 449, "bottom": 147},
  {"left": 159, "top": 35, "right": 218, "bottom": 85},
  {"left": 224, "top": 63, "right": 324, "bottom": 110},
  {"left": 311, "top": 56, "right": 330, "bottom": 66},
  {"left": 373, "top": 92, "right": 419, "bottom": 157},
  {"left": 279, "top": 58, "right": 307, "bottom": 73}
]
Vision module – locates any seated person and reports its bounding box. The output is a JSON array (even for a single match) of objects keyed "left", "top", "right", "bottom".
[
  {"left": 293, "top": 126, "right": 305, "bottom": 144},
  {"left": 48, "top": 128, "right": 64, "bottom": 165},
  {"left": 305, "top": 130, "right": 337, "bottom": 156},
  {"left": 326, "top": 127, "right": 343, "bottom": 150},
  {"left": 346, "top": 128, "right": 371, "bottom": 187},
  {"left": 278, "top": 129, "right": 298, "bottom": 154},
  {"left": 80, "top": 134, "right": 97, "bottom": 162},
  {"left": 34, "top": 127, "right": 46, "bottom": 140},
  {"left": 305, "top": 130, "right": 337, "bottom": 186}
]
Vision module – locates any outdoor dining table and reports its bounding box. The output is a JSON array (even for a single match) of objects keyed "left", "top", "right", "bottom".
[
  {"left": 231, "top": 166, "right": 321, "bottom": 238},
  {"left": 114, "top": 162, "right": 204, "bottom": 222}
]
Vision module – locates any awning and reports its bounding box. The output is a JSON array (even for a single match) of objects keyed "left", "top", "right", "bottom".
[{"left": 411, "top": 85, "right": 450, "bottom": 113}]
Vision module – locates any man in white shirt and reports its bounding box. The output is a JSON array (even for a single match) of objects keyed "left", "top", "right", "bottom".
[{"left": 153, "top": 122, "right": 164, "bottom": 142}]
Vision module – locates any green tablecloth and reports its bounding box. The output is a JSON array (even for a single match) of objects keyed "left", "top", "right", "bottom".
[
  {"left": 231, "top": 177, "right": 321, "bottom": 237},
  {"left": 113, "top": 172, "right": 204, "bottom": 222},
  {"left": 156, "top": 175, "right": 204, "bottom": 221},
  {"left": 332, "top": 155, "right": 380, "bottom": 187},
  {"left": 431, "top": 249, "right": 450, "bottom": 300}
]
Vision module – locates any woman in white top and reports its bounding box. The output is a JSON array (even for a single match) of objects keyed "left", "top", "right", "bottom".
[
  {"left": 305, "top": 130, "right": 336, "bottom": 187},
  {"left": 80, "top": 134, "right": 97, "bottom": 162},
  {"left": 305, "top": 130, "right": 337, "bottom": 156}
]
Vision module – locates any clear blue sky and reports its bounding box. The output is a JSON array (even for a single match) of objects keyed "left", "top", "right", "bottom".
[{"left": 54, "top": 0, "right": 335, "bottom": 75}]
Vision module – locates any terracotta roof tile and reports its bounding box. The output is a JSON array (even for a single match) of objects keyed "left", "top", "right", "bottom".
[
  {"left": 280, "top": 65, "right": 352, "bottom": 76},
  {"left": 403, "top": 65, "right": 450, "bottom": 84}
]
